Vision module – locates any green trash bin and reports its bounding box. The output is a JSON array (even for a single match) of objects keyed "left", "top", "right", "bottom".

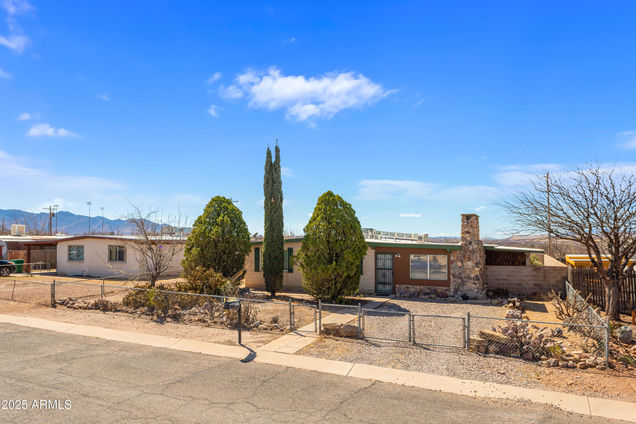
[{"left": 10, "top": 259, "right": 24, "bottom": 273}]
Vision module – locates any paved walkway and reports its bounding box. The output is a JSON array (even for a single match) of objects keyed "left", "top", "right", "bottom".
[
  {"left": 0, "top": 321, "right": 628, "bottom": 424},
  {"left": 0, "top": 314, "right": 634, "bottom": 423}
]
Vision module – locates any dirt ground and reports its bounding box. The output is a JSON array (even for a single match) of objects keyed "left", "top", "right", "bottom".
[
  {"left": 0, "top": 275, "right": 321, "bottom": 347},
  {"left": 0, "top": 299, "right": 280, "bottom": 348}
]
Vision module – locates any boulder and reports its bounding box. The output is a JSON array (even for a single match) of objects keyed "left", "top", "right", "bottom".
[
  {"left": 617, "top": 326, "right": 633, "bottom": 344},
  {"left": 577, "top": 362, "right": 587, "bottom": 370},
  {"left": 547, "top": 358, "right": 559, "bottom": 367},
  {"left": 322, "top": 323, "right": 359, "bottom": 338},
  {"left": 478, "top": 330, "right": 512, "bottom": 345}
]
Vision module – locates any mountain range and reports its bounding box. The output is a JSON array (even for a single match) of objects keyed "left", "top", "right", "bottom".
[{"left": 0, "top": 209, "right": 141, "bottom": 235}]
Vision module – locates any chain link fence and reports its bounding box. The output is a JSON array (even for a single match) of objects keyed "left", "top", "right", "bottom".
[{"left": 0, "top": 277, "right": 610, "bottom": 364}]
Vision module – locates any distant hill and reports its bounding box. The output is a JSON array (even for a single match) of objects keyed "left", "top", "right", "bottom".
[{"left": 0, "top": 209, "right": 140, "bottom": 235}]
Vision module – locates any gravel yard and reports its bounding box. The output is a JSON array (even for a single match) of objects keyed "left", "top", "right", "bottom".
[{"left": 297, "top": 298, "right": 636, "bottom": 402}]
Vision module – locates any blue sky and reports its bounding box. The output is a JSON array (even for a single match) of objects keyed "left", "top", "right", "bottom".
[{"left": 1, "top": 1, "right": 635, "bottom": 237}]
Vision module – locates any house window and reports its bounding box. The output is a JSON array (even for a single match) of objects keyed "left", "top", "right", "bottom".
[
  {"left": 108, "top": 245, "right": 126, "bottom": 262},
  {"left": 254, "top": 247, "right": 261, "bottom": 272},
  {"left": 68, "top": 245, "right": 84, "bottom": 262},
  {"left": 410, "top": 254, "right": 448, "bottom": 280},
  {"left": 284, "top": 247, "right": 293, "bottom": 273}
]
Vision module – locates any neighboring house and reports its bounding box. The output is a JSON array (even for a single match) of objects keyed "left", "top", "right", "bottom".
[
  {"left": 0, "top": 235, "right": 60, "bottom": 267},
  {"left": 565, "top": 254, "right": 636, "bottom": 269},
  {"left": 245, "top": 214, "right": 568, "bottom": 297},
  {"left": 56, "top": 235, "right": 185, "bottom": 278}
]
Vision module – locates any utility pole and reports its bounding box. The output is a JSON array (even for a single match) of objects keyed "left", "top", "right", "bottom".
[
  {"left": 546, "top": 172, "right": 552, "bottom": 257},
  {"left": 100, "top": 207, "right": 104, "bottom": 234},
  {"left": 53, "top": 205, "right": 59, "bottom": 235},
  {"left": 87, "top": 202, "right": 92, "bottom": 235},
  {"left": 43, "top": 206, "right": 53, "bottom": 235}
]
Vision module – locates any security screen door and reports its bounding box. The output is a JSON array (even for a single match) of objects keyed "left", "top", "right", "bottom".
[{"left": 375, "top": 253, "right": 394, "bottom": 295}]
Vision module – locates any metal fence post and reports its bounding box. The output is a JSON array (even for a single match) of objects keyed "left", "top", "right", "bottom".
[
  {"left": 357, "top": 303, "right": 362, "bottom": 339},
  {"left": 605, "top": 321, "right": 610, "bottom": 366},
  {"left": 50, "top": 280, "right": 56, "bottom": 308},
  {"left": 466, "top": 312, "right": 471, "bottom": 351},
  {"left": 101, "top": 280, "right": 105, "bottom": 301},
  {"left": 11, "top": 279, "right": 16, "bottom": 300},
  {"left": 408, "top": 313, "right": 412, "bottom": 344},
  {"left": 313, "top": 305, "right": 317, "bottom": 333},
  {"left": 289, "top": 299, "right": 293, "bottom": 331},
  {"left": 318, "top": 300, "right": 322, "bottom": 335}
]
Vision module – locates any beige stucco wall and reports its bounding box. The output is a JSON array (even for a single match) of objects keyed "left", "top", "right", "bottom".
[
  {"left": 485, "top": 262, "right": 567, "bottom": 295},
  {"left": 244, "top": 242, "right": 376, "bottom": 294},
  {"left": 57, "top": 238, "right": 184, "bottom": 278}
]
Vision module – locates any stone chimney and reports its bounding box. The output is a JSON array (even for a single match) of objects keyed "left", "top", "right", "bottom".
[
  {"left": 461, "top": 214, "right": 480, "bottom": 244},
  {"left": 450, "top": 214, "right": 486, "bottom": 298}
]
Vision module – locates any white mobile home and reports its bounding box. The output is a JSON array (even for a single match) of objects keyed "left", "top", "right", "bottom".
[{"left": 56, "top": 235, "right": 185, "bottom": 278}]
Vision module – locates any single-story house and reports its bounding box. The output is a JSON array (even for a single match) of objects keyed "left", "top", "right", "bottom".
[
  {"left": 565, "top": 254, "right": 636, "bottom": 269},
  {"left": 245, "top": 214, "right": 568, "bottom": 297},
  {"left": 56, "top": 235, "right": 185, "bottom": 278},
  {"left": 0, "top": 235, "right": 60, "bottom": 267}
]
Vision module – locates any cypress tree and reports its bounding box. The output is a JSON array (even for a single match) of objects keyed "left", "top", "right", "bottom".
[{"left": 263, "top": 143, "right": 284, "bottom": 296}]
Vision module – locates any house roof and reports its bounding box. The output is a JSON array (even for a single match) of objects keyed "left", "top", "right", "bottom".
[
  {"left": 250, "top": 236, "right": 544, "bottom": 254},
  {"left": 51, "top": 234, "right": 187, "bottom": 244}
]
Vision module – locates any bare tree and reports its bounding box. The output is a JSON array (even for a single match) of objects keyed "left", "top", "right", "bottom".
[
  {"left": 127, "top": 205, "right": 185, "bottom": 287},
  {"left": 502, "top": 165, "right": 636, "bottom": 319}
]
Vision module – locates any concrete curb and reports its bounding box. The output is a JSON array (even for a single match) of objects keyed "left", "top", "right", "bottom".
[{"left": 1, "top": 314, "right": 634, "bottom": 423}]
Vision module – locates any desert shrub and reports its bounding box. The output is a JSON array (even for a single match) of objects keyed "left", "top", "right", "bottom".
[
  {"left": 176, "top": 266, "right": 241, "bottom": 296},
  {"left": 182, "top": 196, "right": 251, "bottom": 278},
  {"left": 294, "top": 191, "right": 367, "bottom": 302},
  {"left": 147, "top": 288, "right": 170, "bottom": 319}
]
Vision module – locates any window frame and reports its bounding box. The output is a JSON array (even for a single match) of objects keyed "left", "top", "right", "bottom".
[
  {"left": 108, "top": 245, "right": 126, "bottom": 263},
  {"left": 67, "top": 245, "right": 84, "bottom": 262},
  {"left": 409, "top": 254, "right": 448, "bottom": 281}
]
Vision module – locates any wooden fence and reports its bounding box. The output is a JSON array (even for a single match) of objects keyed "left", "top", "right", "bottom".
[{"left": 569, "top": 268, "right": 636, "bottom": 315}]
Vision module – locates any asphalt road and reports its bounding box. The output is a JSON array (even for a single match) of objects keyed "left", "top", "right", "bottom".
[{"left": 0, "top": 323, "right": 626, "bottom": 423}]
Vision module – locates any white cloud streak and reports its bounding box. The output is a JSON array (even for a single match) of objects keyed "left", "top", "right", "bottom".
[
  {"left": 617, "top": 131, "right": 636, "bottom": 150},
  {"left": 0, "top": 1, "right": 32, "bottom": 53},
  {"left": 207, "top": 105, "right": 220, "bottom": 117},
  {"left": 0, "top": 67, "right": 10, "bottom": 78},
  {"left": 399, "top": 213, "right": 421, "bottom": 218},
  {"left": 26, "top": 123, "right": 78, "bottom": 137},
  {"left": 357, "top": 179, "right": 500, "bottom": 203},
  {"left": 206, "top": 72, "right": 221, "bottom": 84},
  {"left": 220, "top": 67, "right": 390, "bottom": 125},
  {"left": 16, "top": 112, "right": 31, "bottom": 120}
]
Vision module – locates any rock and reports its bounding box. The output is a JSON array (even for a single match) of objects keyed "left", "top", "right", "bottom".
[
  {"left": 596, "top": 364, "right": 607, "bottom": 370},
  {"left": 478, "top": 330, "right": 512, "bottom": 345},
  {"left": 551, "top": 327, "right": 564, "bottom": 337},
  {"left": 559, "top": 361, "right": 569, "bottom": 368},
  {"left": 478, "top": 345, "right": 487, "bottom": 354},
  {"left": 567, "top": 361, "right": 575, "bottom": 368},
  {"left": 585, "top": 358, "right": 596, "bottom": 367},
  {"left": 322, "top": 323, "right": 359, "bottom": 338},
  {"left": 505, "top": 310, "right": 523, "bottom": 320},
  {"left": 487, "top": 345, "right": 500, "bottom": 354},
  {"left": 547, "top": 358, "right": 559, "bottom": 367},
  {"left": 470, "top": 337, "right": 487, "bottom": 347},
  {"left": 577, "top": 362, "right": 587, "bottom": 369},
  {"left": 521, "top": 352, "right": 533, "bottom": 361},
  {"left": 617, "top": 326, "right": 633, "bottom": 344}
]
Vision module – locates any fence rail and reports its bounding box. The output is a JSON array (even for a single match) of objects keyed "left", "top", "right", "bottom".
[{"left": 569, "top": 268, "right": 636, "bottom": 315}]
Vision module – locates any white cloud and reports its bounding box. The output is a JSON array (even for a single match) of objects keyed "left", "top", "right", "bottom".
[
  {"left": 207, "top": 105, "right": 220, "bottom": 117},
  {"left": 413, "top": 98, "right": 424, "bottom": 108},
  {"left": 282, "top": 36, "right": 296, "bottom": 45},
  {"left": 98, "top": 93, "right": 110, "bottom": 101},
  {"left": 491, "top": 163, "right": 562, "bottom": 187},
  {"left": 0, "top": 149, "right": 124, "bottom": 192},
  {"left": 26, "top": 123, "right": 78, "bottom": 137},
  {"left": 357, "top": 179, "right": 500, "bottom": 203},
  {"left": 1, "top": 0, "right": 33, "bottom": 15},
  {"left": 0, "top": 1, "right": 32, "bottom": 53},
  {"left": 475, "top": 206, "right": 487, "bottom": 212},
  {"left": 0, "top": 33, "right": 28, "bottom": 52},
  {"left": 281, "top": 166, "right": 296, "bottom": 177},
  {"left": 357, "top": 180, "right": 435, "bottom": 200},
  {"left": 16, "top": 112, "right": 31, "bottom": 120},
  {"left": 617, "top": 131, "right": 636, "bottom": 150},
  {"left": 220, "top": 67, "right": 391, "bottom": 124},
  {"left": 206, "top": 72, "right": 221, "bottom": 84},
  {"left": 399, "top": 213, "right": 421, "bottom": 218},
  {"left": 0, "top": 67, "right": 10, "bottom": 78}
]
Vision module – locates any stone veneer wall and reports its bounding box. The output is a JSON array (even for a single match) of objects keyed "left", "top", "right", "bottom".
[{"left": 449, "top": 214, "right": 486, "bottom": 298}]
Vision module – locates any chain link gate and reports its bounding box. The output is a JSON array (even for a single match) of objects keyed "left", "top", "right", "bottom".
[
  {"left": 411, "top": 314, "right": 466, "bottom": 348},
  {"left": 361, "top": 308, "right": 411, "bottom": 342}
]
